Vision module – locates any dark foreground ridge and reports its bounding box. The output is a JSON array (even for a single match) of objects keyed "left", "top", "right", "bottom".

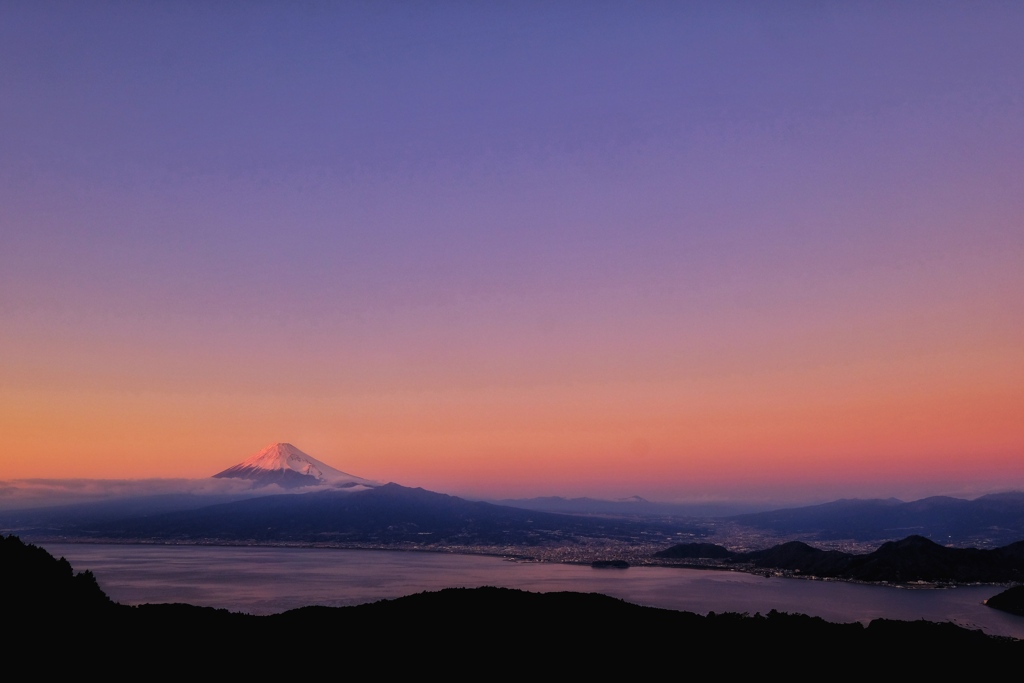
[
  {"left": 655, "top": 534, "right": 1024, "bottom": 583},
  {"left": 4, "top": 534, "right": 1022, "bottom": 674}
]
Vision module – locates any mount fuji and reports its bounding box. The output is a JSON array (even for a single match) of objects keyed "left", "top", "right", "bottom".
[{"left": 213, "top": 443, "right": 378, "bottom": 490}]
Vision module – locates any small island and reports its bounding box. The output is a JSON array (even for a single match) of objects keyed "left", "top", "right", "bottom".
[{"left": 591, "top": 559, "right": 629, "bottom": 569}]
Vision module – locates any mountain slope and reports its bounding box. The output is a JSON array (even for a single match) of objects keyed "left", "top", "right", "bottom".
[{"left": 84, "top": 483, "right": 700, "bottom": 545}]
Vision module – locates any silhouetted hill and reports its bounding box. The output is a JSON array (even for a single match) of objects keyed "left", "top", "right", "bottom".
[
  {"left": 986, "top": 586, "right": 1024, "bottom": 617},
  {"left": 655, "top": 535, "right": 1024, "bottom": 583},
  {"left": 731, "top": 493, "right": 1024, "bottom": 545},
  {"left": 742, "top": 541, "right": 853, "bottom": 576},
  {"left": 1, "top": 535, "right": 113, "bottom": 617},
  {"left": 842, "top": 535, "right": 1024, "bottom": 583}
]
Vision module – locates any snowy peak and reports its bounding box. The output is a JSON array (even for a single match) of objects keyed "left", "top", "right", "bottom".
[
  {"left": 213, "top": 443, "right": 378, "bottom": 490},
  {"left": 237, "top": 443, "right": 329, "bottom": 477}
]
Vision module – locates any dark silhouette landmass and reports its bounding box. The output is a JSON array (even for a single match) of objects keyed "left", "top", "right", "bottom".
[
  {"left": 655, "top": 535, "right": 1024, "bottom": 583},
  {"left": 4, "top": 534, "right": 1022, "bottom": 673},
  {"left": 591, "top": 559, "right": 629, "bottom": 568},
  {"left": 986, "top": 586, "right": 1024, "bottom": 617},
  {"left": 0, "top": 533, "right": 113, "bottom": 613}
]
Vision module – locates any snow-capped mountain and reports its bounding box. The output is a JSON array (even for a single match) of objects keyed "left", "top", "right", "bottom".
[{"left": 213, "top": 443, "right": 378, "bottom": 490}]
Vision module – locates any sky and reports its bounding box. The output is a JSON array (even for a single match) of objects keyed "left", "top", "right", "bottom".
[{"left": 1, "top": 2, "right": 1022, "bottom": 504}]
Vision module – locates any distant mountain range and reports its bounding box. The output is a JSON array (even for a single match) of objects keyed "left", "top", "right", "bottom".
[
  {"left": 728, "top": 493, "right": 1024, "bottom": 546},
  {"left": 495, "top": 495, "right": 764, "bottom": 518},
  {"left": 496, "top": 491, "right": 1024, "bottom": 547}
]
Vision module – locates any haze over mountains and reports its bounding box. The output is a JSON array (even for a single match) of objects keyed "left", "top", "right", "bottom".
[{"left": 0, "top": 443, "right": 374, "bottom": 510}]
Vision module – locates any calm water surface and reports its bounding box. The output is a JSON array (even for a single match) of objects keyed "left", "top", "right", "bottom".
[{"left": 45, "top": 543, "right": 1024, "bottom": 639}]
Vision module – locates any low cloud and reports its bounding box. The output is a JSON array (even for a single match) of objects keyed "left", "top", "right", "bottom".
[{"left": 0, "top": 477, "right": 301, "bottom": 510}]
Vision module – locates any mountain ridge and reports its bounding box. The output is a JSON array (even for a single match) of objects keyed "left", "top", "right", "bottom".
[{"left": 729, "top": 493, "right": 1024, "bottom": 545}]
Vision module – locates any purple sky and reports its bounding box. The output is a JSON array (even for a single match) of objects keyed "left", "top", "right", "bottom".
[{"left": 2, "top": 3, "right": 1022, "bottom": 502}]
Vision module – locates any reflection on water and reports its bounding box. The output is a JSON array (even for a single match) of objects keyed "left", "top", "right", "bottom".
[{"left": 45, "top": 543, "right": 1024, "bottom": 639}]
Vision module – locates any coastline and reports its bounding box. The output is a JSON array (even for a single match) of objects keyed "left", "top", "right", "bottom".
[{"left": 27, "top": 534, "right": 1023, "bottom": 591}]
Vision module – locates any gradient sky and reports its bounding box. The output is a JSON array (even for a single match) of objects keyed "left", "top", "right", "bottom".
[{"left": 2, "top": 2, "right": 1022, "bottom": 503}]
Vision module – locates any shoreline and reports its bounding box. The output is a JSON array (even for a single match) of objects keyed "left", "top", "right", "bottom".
[{"left": 28, "top": 535, "right": 1024, "bottom": 591}]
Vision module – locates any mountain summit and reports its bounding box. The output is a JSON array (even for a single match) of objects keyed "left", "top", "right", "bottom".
[{"left": 213, "top": 443, "right": 378, "bottom": 490}]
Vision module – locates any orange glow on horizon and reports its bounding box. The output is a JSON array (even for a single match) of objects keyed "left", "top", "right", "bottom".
[{"left": 2, "top": 338, "right": 1021, "bottom": 502}]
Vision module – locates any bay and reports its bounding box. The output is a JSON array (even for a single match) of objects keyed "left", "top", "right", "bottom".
[{"left": 45, "top": 542, "right": 1024, "bottom": 639}]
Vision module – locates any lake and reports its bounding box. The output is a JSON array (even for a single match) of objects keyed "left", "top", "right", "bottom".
[{"left": 45, "top": 542, "right": 1024, "bottom": 639}]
